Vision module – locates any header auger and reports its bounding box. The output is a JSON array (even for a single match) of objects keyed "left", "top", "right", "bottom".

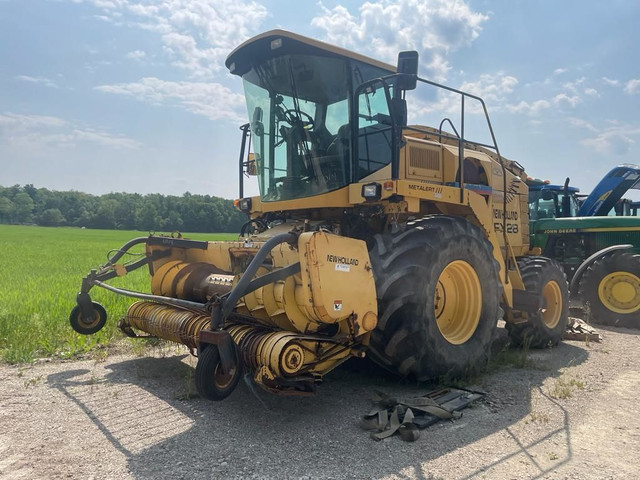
[{"left": 71, "top": 30, "right": 569, "bottom": 401}]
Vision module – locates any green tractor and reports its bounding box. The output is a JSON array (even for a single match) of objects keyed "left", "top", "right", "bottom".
[{"left": 527, "top": 164, "right": 640, "bottom": 327}]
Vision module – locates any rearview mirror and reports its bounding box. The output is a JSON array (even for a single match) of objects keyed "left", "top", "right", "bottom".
[
  {"left": 396, "top": 51, "right": 418, "bottom": 91},
  {"left": 246, "top": 153, "right": 258, "bottom": 176},
  {"left": 541, "top": 189, "right": 554, "bottom": 201}
]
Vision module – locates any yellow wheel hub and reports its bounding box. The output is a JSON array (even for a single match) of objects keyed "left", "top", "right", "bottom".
[
  {"left": 541, "top": 280, "right": 563, "bottom": 329},
  {"left": 598, "top": 271, "right": 640, "bottom": 314},
  {"left": 434, "top": 260, "right": 482, "bottom": 345},
  {"left": 213, "top": 362, "right": 237, "bottom": 389}
]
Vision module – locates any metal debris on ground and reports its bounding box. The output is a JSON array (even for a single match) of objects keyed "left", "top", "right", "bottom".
[
  {"left": 563, "top": 317, "right": 602, "bottom": 343},
  {"left": 360, "top": 388, "right": 485, "bottom": 441}
]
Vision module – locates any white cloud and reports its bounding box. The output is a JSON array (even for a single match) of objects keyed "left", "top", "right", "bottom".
[
  {"left": 406, "top": 73, "right": 517, "bottom": 122},
  {"left": 406, "top": 72, "right": 520, "bottom": 132},
  {"left": 503, "top": 89, "right": 581, "bottom": 117},
  {"left": 0, "top": 112, "right": 67, "bottom": 129},
  {"left": 584, "top": 88, "right": 599, "bottom": 97},
  {"left": 0, "top": 112, "right": 140, "bottom": 150},
  {"left": 562, "top": 77, "right": 585, "bottom": 95},
  {"left": 602, "top": 77, "right": 619, "bottom": 87},
  {"left": 582, "top": 131, "right": 634, "bottom": 155},
  {"left": 460, "top": 74, "right": 518, "bottom": 104},
  {"left": 10, "top": 130, "right": 140, "bottom": 150},
  {"left": 580, "top": 123, "right": 640, "bottom": 155},
  {"left": 93, "top": 14, "right": 115, "bottom": 23},
  {"left": 553, "top": 68, "right": 567, "bottom": 75},
  {"left": 568, "top": 117, "right": 597, "bottom": 132},
  {"left": 75, "top": 129, "right": 142, "bottom": 149},
  {"left": 311, "top": 0, "right": 489, "bottom": 81},
  {"left": 553, "top": 93, "right": 581, "bottom": 108},
  {"left": 74, "top": 0, "right": 268, "bottom": 79},
  {"left": 14, "top": 75, "right": 59, "bottom": 88},
  {"left": 94, "top": 77, "right": 245, "bottom": 122},
  {"left": 624, "top": 79, "right": 640, "bottom": 95},
  {"left": 125, "top": 49, "right": 146, "bottom": 60},
  {"left": 505, "top": 99, "right": 551, "bottom": 116}
]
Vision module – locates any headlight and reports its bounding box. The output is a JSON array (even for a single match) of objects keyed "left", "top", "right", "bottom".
[
  {"left": 234, "top": 198, "right": 252, "bottom": 212},
  {"left": 361, "top": 183, "right": 381, "bottom": 201}
]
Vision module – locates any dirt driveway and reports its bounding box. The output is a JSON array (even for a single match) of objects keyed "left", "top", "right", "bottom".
[{"left": 1, "top": 324, "right": 639, "bottom": 480}]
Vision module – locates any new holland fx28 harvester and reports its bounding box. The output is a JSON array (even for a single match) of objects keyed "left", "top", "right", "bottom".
[{"left": 70, "top": 31, "right": 569, "bottom": 401}]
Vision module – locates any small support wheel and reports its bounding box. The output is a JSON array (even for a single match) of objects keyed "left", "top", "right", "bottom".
[
  {"left": 195, "top": 345, "right": 242, "bottom": 401},
  {"left": 69, "top": 302, "right": 107, "bottom": 335}
]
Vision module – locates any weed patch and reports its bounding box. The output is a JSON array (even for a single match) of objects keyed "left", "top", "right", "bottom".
[{"left": 549, "top": 375, "right": 585, "bottom": 399}]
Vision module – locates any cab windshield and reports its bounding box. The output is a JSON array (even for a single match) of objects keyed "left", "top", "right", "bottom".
[
  {"left": 529, "top": 190, "right": 579, "bottom": 219},
  {"left": 241, "top": 53, "right": 393, "bottom": 201}
]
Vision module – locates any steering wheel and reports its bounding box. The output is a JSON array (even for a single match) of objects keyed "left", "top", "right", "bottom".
[{"left": 282, "top": 109, "right": 315, "bottom": 130}]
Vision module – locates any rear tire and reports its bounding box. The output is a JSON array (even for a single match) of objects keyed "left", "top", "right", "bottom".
[
  {"left": 507, "top": 257, "right": 569, "bottom": 347},
  {"left": 578, "top": 252, "right": 640, "bottom": 328},
  {"left": 367, "top": 216, "right": 501, "bottom": 381}
]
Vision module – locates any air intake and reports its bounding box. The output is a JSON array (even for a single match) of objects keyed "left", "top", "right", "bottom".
[{"left": 410, "top": 147, "right": 440, "bottom": 171}]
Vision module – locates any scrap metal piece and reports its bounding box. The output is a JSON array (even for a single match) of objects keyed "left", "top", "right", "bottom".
[
  {"left": 563, "top": 317, "right": 602, "bottom": 342},
  {"left": 361, "top": 387, "right": 485, "bottom": 441}
]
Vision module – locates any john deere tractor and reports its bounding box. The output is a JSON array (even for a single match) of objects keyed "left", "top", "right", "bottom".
[
  {"left": 70, "top": 30, "right": 569, "bottom": 400},
  {"left": 528, "top": 165, "right": 640, "bottom": 327}
]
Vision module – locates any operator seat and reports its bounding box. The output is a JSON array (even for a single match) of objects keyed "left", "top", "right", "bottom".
[{"left": 327, "top": 124, "right": 350, "bottom": 160}]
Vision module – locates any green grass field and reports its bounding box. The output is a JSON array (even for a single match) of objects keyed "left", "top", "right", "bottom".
[{"left": 0, "top": 225, "right": 237, "bottom": 363}]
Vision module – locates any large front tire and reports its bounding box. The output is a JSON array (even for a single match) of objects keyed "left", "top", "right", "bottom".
[
  {"left": 507, "top": 257, "right": 569, "bottom": 347},
  {"left": 367, "top": 216, "right": 501, "bottom": 381},
  {"left": 578, "top": 252, "right": 640, "bottom": 328}
]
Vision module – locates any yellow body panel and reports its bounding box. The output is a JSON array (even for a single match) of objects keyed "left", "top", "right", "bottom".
[
  {"left": 147, "top": 231, "right": 377, "bottom": 336},
  {"left": 298, "top": 231, "right": 377, "bottom": 330}
]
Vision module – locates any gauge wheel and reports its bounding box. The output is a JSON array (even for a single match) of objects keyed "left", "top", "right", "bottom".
[
  {"left": 69, "top": 302, "right": 107, "bottom": 335},
  {"left": 195, "top": 344, "right": 242, "bottom": 401}
]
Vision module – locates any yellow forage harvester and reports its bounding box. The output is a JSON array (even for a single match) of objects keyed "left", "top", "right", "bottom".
[{"left": 71, "top": 30, "right": 569, "bottom": 401}]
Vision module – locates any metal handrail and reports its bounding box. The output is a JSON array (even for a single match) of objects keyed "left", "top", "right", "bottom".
[{"left": 410, "top": 75, "right": 510, "bottom": 282}]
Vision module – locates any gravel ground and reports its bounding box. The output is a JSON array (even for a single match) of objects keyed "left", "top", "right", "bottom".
[{"left": 1, "top": 324, "right": 639, "bottom": 480}]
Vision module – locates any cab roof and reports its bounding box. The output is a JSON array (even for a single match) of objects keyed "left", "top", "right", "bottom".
[
  {"left": 528, "top": 183, "right": 580, "bottom": 193},
  {"left": 225, "top": 29, "right": 396, "bottom": 77}
]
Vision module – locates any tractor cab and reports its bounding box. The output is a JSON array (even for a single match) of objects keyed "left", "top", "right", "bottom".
[
  {"left": 226, "top": 30, "right": 411, "bottom": 204},
  {"left": 528, "top": 165, "right": 640, "bottom": 220},
  {"left": 526, "top": 178, "right": 580, "bottom": 220}
]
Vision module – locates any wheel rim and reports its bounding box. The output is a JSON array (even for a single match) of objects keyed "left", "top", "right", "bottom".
[
  {"left": 434, "top": 260, "right": 482, "bottom": 345},
  {"left": 75, "top": 307, "right": 101, "bottom": 329},
  {"left": 598, "top": 271, "right": 640, "bottom": 314},
  {"left": 542, "top": 280, "right": 563, "bottom": 328},
  {"left": 79, "top": 315, "right": 101, "bottom": 329},
  {"left": 213, "top": 362, "right": 237, "bottom": 390}
]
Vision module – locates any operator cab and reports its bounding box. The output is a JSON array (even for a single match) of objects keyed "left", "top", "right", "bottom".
[
  {"left": 527, "top": 180, "right": 580, "bottom": 220},
  {"left": 226, "top": 30, "right": 400, "bottom": 202}
]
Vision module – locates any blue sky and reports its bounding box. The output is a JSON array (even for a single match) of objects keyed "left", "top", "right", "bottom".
[{"left": 1, "top": 0, "right": 639, "bottom": 200}]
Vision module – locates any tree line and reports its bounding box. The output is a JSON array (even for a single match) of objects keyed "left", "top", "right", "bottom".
[{"left": 0, "top": 184, "right": 247, "bottom": 233}]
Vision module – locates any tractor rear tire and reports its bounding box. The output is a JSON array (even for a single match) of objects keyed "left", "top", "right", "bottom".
[
  {"left": 507, "top": 257, "right": 569, "bottom": 347},
  {"left": 578, "top": 252, "right": 640, "bottom": 328},
  {"left": 367, "top": 216, "right": 501, "bottom": 381}
]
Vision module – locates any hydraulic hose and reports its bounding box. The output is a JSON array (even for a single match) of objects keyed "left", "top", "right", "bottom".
[{"left": 220, "top": 231, "right": 298, "bottom": 324}]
